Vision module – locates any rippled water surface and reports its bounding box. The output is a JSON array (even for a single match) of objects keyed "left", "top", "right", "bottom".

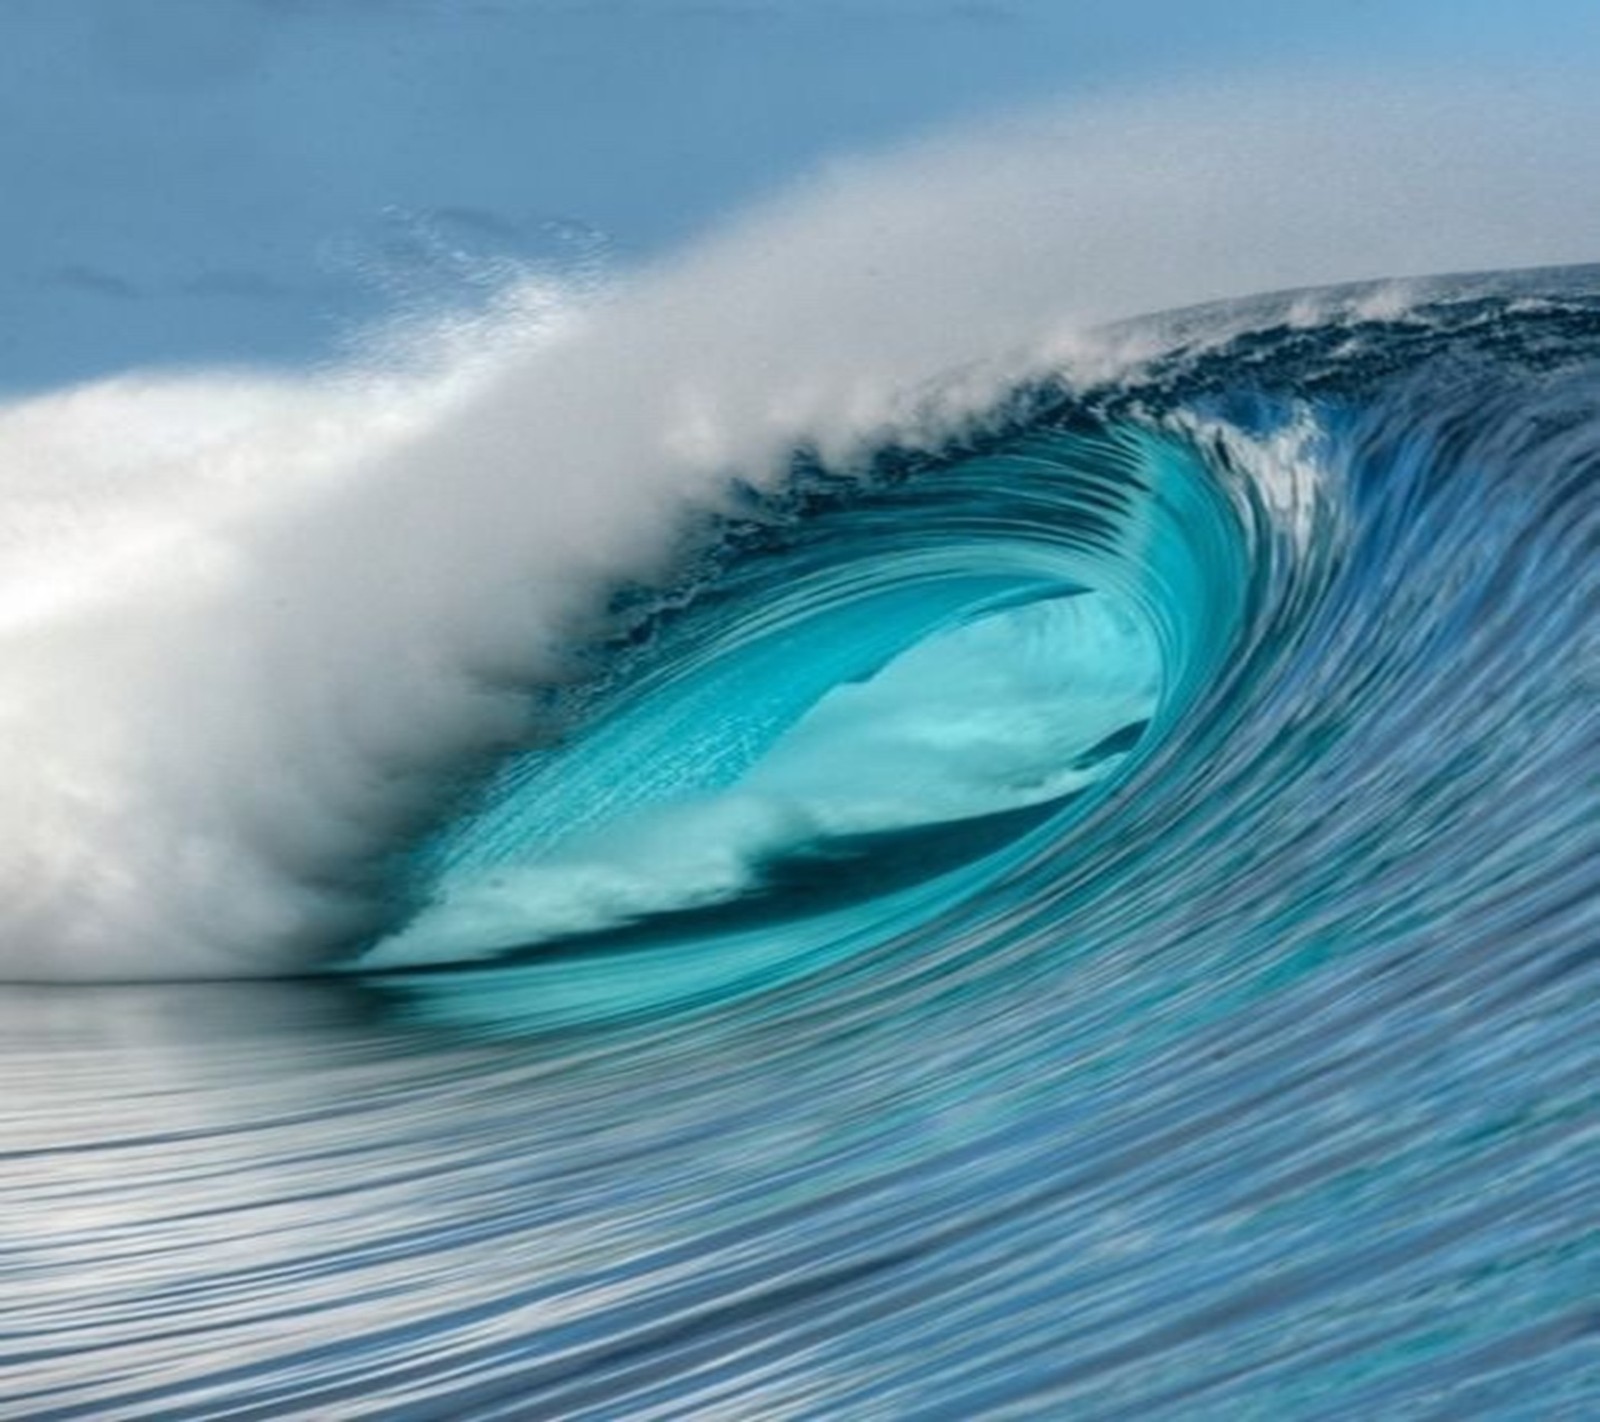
[{"left": 4, "top": 279, "right": 1599, "bottom": 1417}]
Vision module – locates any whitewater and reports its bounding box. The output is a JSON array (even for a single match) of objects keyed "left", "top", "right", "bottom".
[{"left": 1, "top": 73, "right": 1598, "bottom": 1419}]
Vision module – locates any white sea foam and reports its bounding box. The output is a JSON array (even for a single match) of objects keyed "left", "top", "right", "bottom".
[{"left": 4, "top": 75, "right": 1599, "bottom": 978}]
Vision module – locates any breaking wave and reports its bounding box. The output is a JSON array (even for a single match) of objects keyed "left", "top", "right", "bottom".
[{"left": 1, "top": 79, "right": 1597, "bottom": 1417}]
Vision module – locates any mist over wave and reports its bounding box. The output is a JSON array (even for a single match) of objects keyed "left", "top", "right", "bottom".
[{"left": 3, "top": 75, "right": 1599, "bottom": 981}]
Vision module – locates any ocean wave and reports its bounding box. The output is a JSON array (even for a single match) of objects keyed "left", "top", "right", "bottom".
[
  {"left": 5, "top": 79, "right": 1600, "bottom": 981},
  {"left": 2, "top": 81, "right": 1598, "bottom": 1417}
]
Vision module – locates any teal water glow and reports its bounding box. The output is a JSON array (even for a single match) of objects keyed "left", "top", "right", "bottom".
[{"left": 361, "top": 424, "right": 1249, "bottom": 1027}]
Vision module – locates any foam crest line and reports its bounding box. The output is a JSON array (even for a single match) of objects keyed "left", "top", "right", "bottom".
[{"left": 2, "top": 74, "right": 1598, "bottom": 980}]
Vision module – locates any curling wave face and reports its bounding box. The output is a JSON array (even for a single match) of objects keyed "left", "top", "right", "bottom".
[{"left": 359, "top": 415, "right": 1245, "bottom": 1020}]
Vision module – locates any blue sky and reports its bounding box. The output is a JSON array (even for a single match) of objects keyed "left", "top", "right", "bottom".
[{"left": 2, "top": 0, "right": 1597, "bottom": 387}]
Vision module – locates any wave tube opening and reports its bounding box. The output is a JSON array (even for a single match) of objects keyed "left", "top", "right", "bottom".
[{"left": 357, "top": 412, "right": 1252, "bottom": 1028}]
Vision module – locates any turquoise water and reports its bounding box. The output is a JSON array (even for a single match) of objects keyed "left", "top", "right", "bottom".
[{"left": 363, "top": 421, "right": 1243, "bottom": 1027}]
